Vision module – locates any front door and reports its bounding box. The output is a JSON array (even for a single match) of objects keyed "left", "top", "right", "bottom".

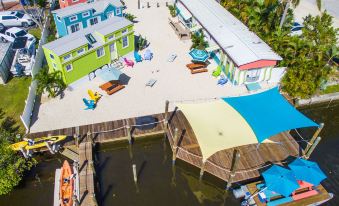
[{"left": 110, "top": 43, "right": 118, "bottom": 60}]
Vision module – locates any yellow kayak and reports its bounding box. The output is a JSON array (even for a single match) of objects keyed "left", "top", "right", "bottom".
[{"left": 10, "top": 135, "right": 67, "bottom": 151}]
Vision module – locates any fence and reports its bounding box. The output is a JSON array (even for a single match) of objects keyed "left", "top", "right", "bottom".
[{"left": 20, "top": 16, "right": 50, "bottom": 133}]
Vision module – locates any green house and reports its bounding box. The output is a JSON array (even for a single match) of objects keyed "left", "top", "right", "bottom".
[{"left": 43, "top": 16, "right": 134, "bottom": 85}]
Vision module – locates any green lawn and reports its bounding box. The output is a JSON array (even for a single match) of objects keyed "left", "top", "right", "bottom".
[
  {"left": 28, "top": 28, "right": 42, "bottom": 47},
  {"left": 0, "top": 77, "right": 32, "bottom": 133},
  {"left": 321, "top": 84, "right": 339, "bottom": 94}
]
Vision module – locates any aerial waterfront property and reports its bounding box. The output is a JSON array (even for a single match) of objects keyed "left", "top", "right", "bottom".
[
  {"left": 176, "top": 0, "right": 283, "bottom": 86},
  {"left": 52, "top": 0, "right": 124, "bottom": 37},
  {"left": 43, "top": 17, "right": 134, "bottom": 84}
]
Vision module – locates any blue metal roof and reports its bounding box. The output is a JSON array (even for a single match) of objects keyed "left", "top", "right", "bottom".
[{"left": 222, "top": 87, "right": 318, "bottom": 143}]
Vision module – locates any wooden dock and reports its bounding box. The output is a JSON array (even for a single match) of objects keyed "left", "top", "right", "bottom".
[{"left": 29, "top": 110, "right": 305, "bottom": 205}]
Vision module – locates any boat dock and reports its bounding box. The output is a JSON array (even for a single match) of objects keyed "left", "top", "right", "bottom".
[{"left": 29, "top": 110, "right": 306, "bottom": 205}]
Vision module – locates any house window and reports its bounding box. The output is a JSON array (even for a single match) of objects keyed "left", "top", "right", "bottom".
[
  {"left": 96, "top": 47, "right": 105, "bottom": 58},
  {"left": 116, "top": 8, "right": 121, "bottom": 16},
  {"left": 50, "top": 54, "right": 54, "bottom": 59},
  {"left": 69, "top": 15, "right": 77, "bottom": 22},
  {"left": 89, "top": 17, "right": 98, "bottom": 26},
  {"left": 121, "top": 29, "right": 127, "bottom": 35},
  {"left": 72, "top": 0, "right": 79, "bottom": 2},
  {"left": 63, "top": 54, "right": 71, "bottom": 61},
  {"left": 56, "top": 15, "right": 61, "bottom": 21},
  {"left": 65, "top": 64, "right": 73, "bottom": 72},
  {"left": 246, "top": 69, "right": 261, "bottom": 83},
  {"left": 77, "top": 48, "right": 85, "bottom": 55},
  {"left": 82, "top": 11, "right": 90, "bottom": 18},
  {"left": 122, "top": 36, "right": 128, "bottom": 48},
  {"left": 53, "top": 63, "right": 57, "bottom": 68},
  {"left": 108, "top": 35, "right": 114, "bottom": 40},
  {"left": 70, "top": 23, "right": 80, "bottom": 33}
]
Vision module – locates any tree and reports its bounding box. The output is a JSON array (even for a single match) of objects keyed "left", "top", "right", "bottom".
[
  {"left": 191, "top": 30, "right": 208, "bottom": 50},
  {"left": 21, "top": 0, "right": 47, "bottom": 30},
  {"left": 0, "top": 110, "right": 35, "bottom": 195},
  {"left": 34, "top": 66, "right": 66, "bottom": 98}
]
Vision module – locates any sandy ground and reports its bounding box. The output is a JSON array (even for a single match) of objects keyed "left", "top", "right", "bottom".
[
  {"left": 294, "top": 0, "right": 339, "bottom": 28},
  {"left": 30, "top": 0, "right": 277, "bottom": 132}
]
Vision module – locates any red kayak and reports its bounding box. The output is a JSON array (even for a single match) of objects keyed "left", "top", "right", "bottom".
[{"left": 59, "top": 160, "right": 73, "bottom": 206}]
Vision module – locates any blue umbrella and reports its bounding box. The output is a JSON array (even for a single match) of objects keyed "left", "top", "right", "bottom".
[
  {"left": 288, "top": 158, "right": 327, "bottom": 186},
  {"left": 189, "top": 49, "right": 209, "bottom": 62},
  {"left": 96, "top": 66, "right": 122, "bottom": 82},
  {"left": 262, "top": 165, "right": 299, "bottom": 197}
]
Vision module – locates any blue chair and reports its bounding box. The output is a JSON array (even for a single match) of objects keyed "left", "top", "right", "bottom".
[
  {"left": 134, "top": 51, "right": 143, "bottom": 62},
  {"left": 83, "top": 98, "right": 96, "bottom": 110},
  {"left": 217, "top": 75, "right": 228, "bottom": 85},
  {"left": 144, "top": 49, "right": 153, "bottom": 61}
]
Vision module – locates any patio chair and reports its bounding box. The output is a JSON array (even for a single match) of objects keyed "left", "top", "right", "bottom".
[
  {"left": 146, "top": 79, "right": 157, "bottom": 87},
  {"left": 134, "top": 51, "right": 143, "bottom": 63},
  {"left": 83, "top": 98, "right": 96, "bottom": 110},
  {"left": 217, "top": 75, "right": 228, "bottom": 85},
  {"left": 88, "top": 90, "right": 101, "bottom": 103},
  {"left": 123, "top": 58, "right": 134, "bottom": 67},
  {"left": 167, "top": 53, "right": 177, "bottom": 62},
  {"left": 144, "top": 49, "right": 153, "bottom": 61}
]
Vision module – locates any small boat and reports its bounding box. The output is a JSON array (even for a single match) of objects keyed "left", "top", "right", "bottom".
[
  {"left": 59, "top": 160, "right": 74, "bottom": 206},
  {"left": 10, "top": 135, "right": 67, "bottom": 151}
]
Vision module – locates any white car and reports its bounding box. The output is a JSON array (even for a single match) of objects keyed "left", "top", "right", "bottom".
[
  {"left": 0, "top": 27, "right": 36, "bottom": 45},
  {"left": 0, "top": 11, "right": 35, "bottom": 28}
]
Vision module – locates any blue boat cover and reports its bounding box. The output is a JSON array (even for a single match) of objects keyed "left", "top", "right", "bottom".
[{"left": 223, "top": 87, "right": 318, "bottom": 143}]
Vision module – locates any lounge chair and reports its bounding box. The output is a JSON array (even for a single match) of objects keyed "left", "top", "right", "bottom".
[
  {"left": 123, "top": 58, "right": 134, "bottom": 67},
  {"left": 146, "top": 79, "right": 157, "bottom": 87},
  {"left": 217, "top": 75, "right": 228, "bottom": 85},
  {"left": 167, "top": 53, "right": 177, "bottom": 62},
  {"left": 186, "top": 62, "right": 206, "bottom": 70},
  {"left": 83, "top": 98, "right": 95, "bottom": 110},
  {"left": 88, "top": 90, "right": 101, "bottom": 102},
  {"left": 134, "top": 51, "right": 143, "bottom": 63},
  {"left": 106, "top": 84, "right": 125, "bottom": 95},
  {"left": 144, "top": 49, "right": 153, "bottom": 61}
]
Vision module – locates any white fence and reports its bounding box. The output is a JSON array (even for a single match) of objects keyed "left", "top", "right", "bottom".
[{"left": 20, "top": 16, "right": 50, "bottom": 133}]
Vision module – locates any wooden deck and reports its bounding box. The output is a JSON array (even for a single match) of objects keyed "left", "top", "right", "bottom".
[
  {"left": 29, "top": 110, "right": 304, "bottom": 205},
  {"left": 247, "top": 181, "right": 332, "bottom": 206}
]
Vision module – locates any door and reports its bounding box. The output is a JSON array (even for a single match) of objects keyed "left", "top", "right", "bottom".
[
  {"left": 107, "top": 12, "right": 114, "bottom": 19},
  {"left": 246, "top": 69, "right": 261, "bottom": 83},
  {"left": 109, "top": 43, "right": 118, "bottom": 60}
]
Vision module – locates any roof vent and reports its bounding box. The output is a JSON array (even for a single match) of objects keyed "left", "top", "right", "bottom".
[{"left": 252, "top": 41, "right": 261, "bottom": 44}]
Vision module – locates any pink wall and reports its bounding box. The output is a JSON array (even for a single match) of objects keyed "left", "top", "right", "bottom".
[
  {"left": 238, "top": 60, "right": 277, "bottom": 70},
  {"left": 59, "top": 0, "right": 87, "bottom": 8}
]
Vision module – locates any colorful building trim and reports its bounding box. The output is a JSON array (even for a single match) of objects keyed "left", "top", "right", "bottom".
[
  {"left": 58, "top": 0, "right": 87, "bottom": 9},
  {"left": 43, "top": 17, "right": 134, "bottom": 85},
  {"left": 52, "top": 0, "right": 124, "bottom": 37},
  {"left": 176, "top": 0, "right": 283, "bottom": 85}
]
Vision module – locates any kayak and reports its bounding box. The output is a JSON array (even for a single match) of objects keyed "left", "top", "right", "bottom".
[
  {"left": 60, "top": 160, "right": 73, "bottom": 206},
  {"left": 10, "top": 135, "right": 67, "bottom": 151}
]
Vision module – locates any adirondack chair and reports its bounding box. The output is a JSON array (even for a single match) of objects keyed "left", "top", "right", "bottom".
[
  {"left": 134, "top": 51, "right": 143, "bottom": 62},
  {"left": 123, "top": 58, "right": 134, "bottom": 67},
  {"left": 83, "top": 98, "right": 96, "bottom": 110},
  {"left": 88, "top": 90, "right": 101, "bottom": 103},
  {"left": 144, "top": 49, "right": 153, "bottom": 61},
  {"left": 217, "top": 75, "right": 228, "bottom": 85}
]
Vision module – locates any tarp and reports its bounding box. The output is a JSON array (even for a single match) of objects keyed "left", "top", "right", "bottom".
[{"left": 177, "top": 87, "right": 318, "bottom": 162}]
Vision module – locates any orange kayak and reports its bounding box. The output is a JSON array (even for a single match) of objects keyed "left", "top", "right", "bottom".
[{"left": 59, "top": 160, "right": 73, "bottom": 206}]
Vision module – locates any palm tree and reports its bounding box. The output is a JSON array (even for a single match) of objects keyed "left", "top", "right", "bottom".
[
  {"left": 191, "top": 30, "right": 209, "bottom": 50},
  {"left": 34, "top": 66, "right": 66, "bottom": 98}
]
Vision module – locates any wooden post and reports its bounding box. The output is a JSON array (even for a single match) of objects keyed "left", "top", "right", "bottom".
[
  {"left": 138, "top": 0, "right": 140, "bottom": 9},
  {"left": 172, "top": 128, "right": 179, "bottom": 165},
  {"left": 74, "top": 133, "right": 79, "bottom": 148},
  {"left": 89, "top": 160, "right": 96, "bottom": 177},
  {"left": 132, "top": 164, "right": 137, "bottom": 183},
  {"left": 199, "top": 161, "right": 205, "bottom": 181},
  {"left": 305, "top": 136, "right": 322, "bottom": 159},
  {"left": 147, "top": 2, "right": 150, "bottom": 8},
  {"left": 19, "top": 147, "right": 28, "bottom": 159},
  {"left": 126, "top": 125, "right": 132, "bottom": 144},
  {"left": 226, "top": 149, "right": 241, "bottom": 190},
  {"left": 72, "top": 195, "right": 80, "bottom": 206},
  {"left": 157, "top": 2, "right": 159, "bottom": 7},
  {"left": 305, "top": 123, "right": 324, "bottom": 154},
  {"left": 166, "top": 2, "right": 168, "bottom": 7},
  {"left": 45, "top": 141, "right": 55, "bottom": 154},
  {"left": 165, "top": 100, "right": 169, "bottom": 121}
]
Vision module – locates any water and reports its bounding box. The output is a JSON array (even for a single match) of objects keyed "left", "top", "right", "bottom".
[{"left": 0, "top": 101, "right": 337, "bottom": 205}]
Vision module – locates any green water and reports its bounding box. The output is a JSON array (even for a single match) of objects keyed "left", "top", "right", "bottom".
[{"left": 0, "top": 101, "right": 337, "bottom": 205}]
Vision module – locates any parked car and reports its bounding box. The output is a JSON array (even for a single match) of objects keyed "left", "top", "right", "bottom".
[
  {"left": 290, "top": 22, "right": 303, "bottom": 36},
  {"left": 0, "top": 27, "right": 36, "bottom": 45},
  {"left": 0, "top": 11, "right": 35, "bottom": 28}
]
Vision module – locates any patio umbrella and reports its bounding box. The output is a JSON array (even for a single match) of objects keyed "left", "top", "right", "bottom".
[
  {"left": 95, "top": 66, "right": 123, "bottom": 82},
  {"left": 262, "top": 165, "right": 299, "bottom": 197},
  {"left": 288, "top": 158, "right": 327, "bottom": 186},
  {"left": 189, "top": 49, "right": 209, "bottom": 62}
]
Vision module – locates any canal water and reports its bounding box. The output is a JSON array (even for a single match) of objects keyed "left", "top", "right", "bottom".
[{"left": 0, "top": 101, "right": 337, "bottom": 205}]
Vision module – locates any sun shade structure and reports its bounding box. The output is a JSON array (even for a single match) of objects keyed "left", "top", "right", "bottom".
[
  {"left": 189, "top": 49, "right": 209, "bottom": 62},
  {"left": 96, "top": 66, "right": 122, "bottom": 82},
  {"left": 177, "top": 87, "right": 318, "bottom": 162}
]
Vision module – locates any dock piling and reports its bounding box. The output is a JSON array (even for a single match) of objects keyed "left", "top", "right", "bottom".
[
  {"left": 74, "top": 133, "right": 79, "bottom": 148},
  {"left": 226, "top": 149, "right": 241, "bottom": 190},
  {"left": 305, "top": 136, "right": 322, "bottom": 159},
  {"left": 305, "top": 123, "right": 324, "bottom": 154},
  {"left": 199, "top": 162, "right": 205, "bottom": 181},
  {"left": 132, "top": 164, "right": 137, "bottom": 183},
  {"left": 126, "top": 125, "right": 132, "bottom": 144}
]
